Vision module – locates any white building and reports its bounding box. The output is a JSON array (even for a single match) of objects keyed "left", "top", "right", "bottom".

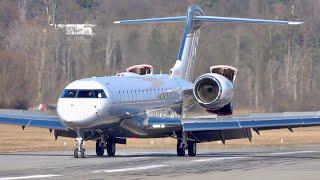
[{"left": 50, "top": 23, "right": 95, "bottom": 36}]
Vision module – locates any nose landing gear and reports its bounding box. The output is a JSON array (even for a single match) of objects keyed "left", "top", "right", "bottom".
[{"left": 74, "top": 131, "right": 86, "bottom": 158}]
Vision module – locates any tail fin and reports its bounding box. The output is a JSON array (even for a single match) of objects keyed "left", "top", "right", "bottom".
[{"left": 114, "top": 4, "right": 303, "bottom": 82}]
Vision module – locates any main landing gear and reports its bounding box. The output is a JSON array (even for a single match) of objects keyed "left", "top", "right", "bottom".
[
  {"left": 176, "top": 133, "right": 197, "bottom": 157},
  {"left": 95, "top": 137, "right": 116, "bottom": 157}
]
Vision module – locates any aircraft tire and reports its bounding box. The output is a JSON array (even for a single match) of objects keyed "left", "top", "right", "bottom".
[
  {"left": 74, "top": 148, "right": 79, "bottom": 158},
  {"left": 177, "top": 139, "right": 185, "bottom": 156},
  {"left": 107, "top": 139, "right": 116, "bottom": 157},
  {"left": 187, "top": 141, "right": 197, "bottom": 156},
  {"left": 80, "top": 148, "right": 86, "bottom": 158},
  {"left": 96, "top": 140, "right": 104, "bottom": 157}
]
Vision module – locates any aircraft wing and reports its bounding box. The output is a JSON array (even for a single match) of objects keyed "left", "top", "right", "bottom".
[
  {"left": 0, "top": 109, "right": 66, "bottom": 130},
  {"left": 147, "top": 111, "right": 320, "bottom": 132}
]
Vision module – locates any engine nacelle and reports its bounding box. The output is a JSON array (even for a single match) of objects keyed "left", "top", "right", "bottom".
[{"left": 193, "top": 73, "right": 233, "bottom": 111}]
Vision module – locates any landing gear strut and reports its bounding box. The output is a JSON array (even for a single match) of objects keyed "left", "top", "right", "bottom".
[{"left": 74, "top": 131, "right": 85, "bottom": 158}]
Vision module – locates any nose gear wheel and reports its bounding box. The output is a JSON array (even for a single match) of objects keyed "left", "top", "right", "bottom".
[{"left": 74, "top": 131, "right": 86, "bottom": 158}]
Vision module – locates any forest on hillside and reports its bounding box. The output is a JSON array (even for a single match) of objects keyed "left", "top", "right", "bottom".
[{"left": 0, "top": 0, "right": 319, "bottom": 112}]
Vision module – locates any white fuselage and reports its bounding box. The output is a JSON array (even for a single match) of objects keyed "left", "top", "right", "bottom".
[{"left": 57, "top": 74, "right": 193, "bottom": 130}]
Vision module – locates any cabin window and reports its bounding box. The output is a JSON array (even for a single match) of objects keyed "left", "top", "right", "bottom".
[
  {"left": 146, "top": 89, "right": 149, "bottom": 101},
  {"left": 144, "top": 90, "right": 147, "bottom": 100},
  {"left": 125, "top": 90, "right": 129, "bottom": 102},
  {"left": 136, "top": 90, "right": 140, "bottom": 101},
  {"left": 132, "top": 90, "right": 135, "bottom": 101},
  {"left": 137, "top": 90, "right": 139, "bottom": 101},
  {"left": 129, "top": 90, "right": 133, "bottom": 101},
  {"left": 123, "top": 91, "right": 126, "bottom": 102},
  {"left": 150, "top": 89, "right": 154, "bottom": 100},
  {"left": 141, "top": 90, "right": 144, "bottom": 101}
]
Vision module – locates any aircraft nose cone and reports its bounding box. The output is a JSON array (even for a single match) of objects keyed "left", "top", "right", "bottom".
[
  {"left": 59, "top": 109, "right": 97, "bottom": 128},
  {"left": 57, "top": 100, "right": 101, "bottom": 129}
]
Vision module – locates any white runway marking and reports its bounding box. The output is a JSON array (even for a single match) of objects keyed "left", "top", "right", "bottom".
[
  {"left": 0, "top": 174, "right": 61, "bottom": 180},
  {"left": 269, "top": 151, "right": 318, "bottom": 155},
  {"left": 128, "top": 156, "right": 157, "bottom": 160},
  {"left": 194, "top": 156, "right": 247, "bottom": 162},
  {"left": 128, "top": 157, "right": 150, "bottom": 160},
  {"left": 93, "top": 164, "right": 168, "bottom": 173}
]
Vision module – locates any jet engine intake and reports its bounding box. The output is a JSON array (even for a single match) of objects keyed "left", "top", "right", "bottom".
[{"left": 193, "top": 73, "right": 233, "bottom": 111}]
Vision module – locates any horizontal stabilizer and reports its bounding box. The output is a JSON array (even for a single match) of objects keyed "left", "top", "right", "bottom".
[
  {"left": 114, "top": 16, "right": 186, "bottom": 24},
  {"left": 114, "top": 15, "right": 303, "bottom": 25},
  {"left": 193, "top": 16, "right": 303, "bottom": 25}
]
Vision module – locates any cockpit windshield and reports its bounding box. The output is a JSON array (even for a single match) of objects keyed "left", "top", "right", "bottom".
[
  {"left": 62, "top": 90, "right": 77, "bottom": 98},
  {"left": 60, "top": 89, "right": 107, "bottom": 98}
]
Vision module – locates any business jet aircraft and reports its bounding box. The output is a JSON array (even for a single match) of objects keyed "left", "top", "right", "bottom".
[{"left": 1, "top": 4, "right": 320, "bottom": 158}]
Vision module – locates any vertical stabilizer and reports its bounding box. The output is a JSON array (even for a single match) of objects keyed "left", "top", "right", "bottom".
[{"left": 170, "top": 5, "right": 204, "bottom": 82}]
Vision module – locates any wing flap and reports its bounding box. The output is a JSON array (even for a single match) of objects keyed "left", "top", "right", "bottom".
[{"left": 0, "top": 109, "right": 66, "bottom": 130}]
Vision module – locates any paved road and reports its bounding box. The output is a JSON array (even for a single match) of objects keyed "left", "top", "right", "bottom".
[{"left": 0, "top": 145, "right": 320, "bottom": 180}]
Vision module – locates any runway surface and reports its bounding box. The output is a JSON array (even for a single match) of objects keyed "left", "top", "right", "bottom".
[{"left": 0, "top": 145, "right": 320, "bottom": 180}]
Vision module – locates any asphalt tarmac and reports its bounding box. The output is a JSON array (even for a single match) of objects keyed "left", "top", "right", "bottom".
[{"left": 0, "top": 145, "right": 320, "bottom": 180}]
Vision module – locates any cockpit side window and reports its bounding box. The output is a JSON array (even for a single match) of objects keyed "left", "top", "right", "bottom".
[
  {"left": 94, "top": 90, "right": 107, "bottom": 98},
  {"left": 61, "top": 89, "right": 77, "bottom": 98}
]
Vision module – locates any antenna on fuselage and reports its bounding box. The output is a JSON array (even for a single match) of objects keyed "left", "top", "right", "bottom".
[{"left": 114, "top": 4, "right": 303, "bottom": 81}]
